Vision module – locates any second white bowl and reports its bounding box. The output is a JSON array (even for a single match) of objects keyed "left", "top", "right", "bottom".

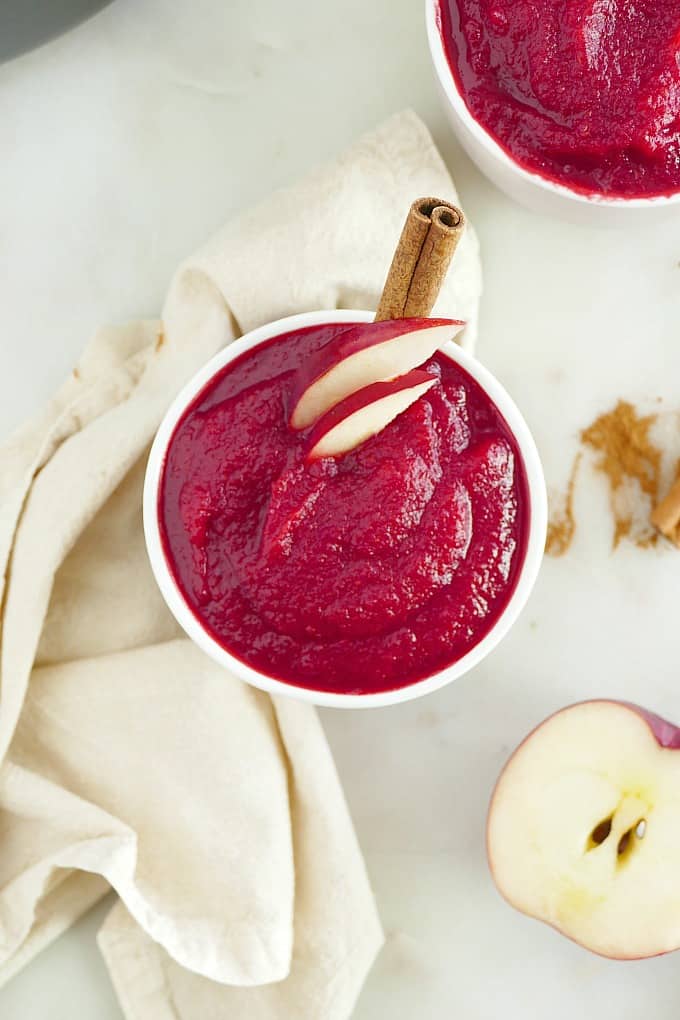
[{"left": 425, "top": 0, "right": 680, "bottom": 225}]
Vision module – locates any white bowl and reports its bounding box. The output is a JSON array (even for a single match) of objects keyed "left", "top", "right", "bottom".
[
  {"left": 144, "top": 310, "right": 547, "bottom": 709},
  {"left": 425, "top": 0, "right": 680, "bottom": 224}
]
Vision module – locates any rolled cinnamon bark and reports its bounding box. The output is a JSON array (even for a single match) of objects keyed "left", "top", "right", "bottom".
[
  {"left": 651, "top": 478, "right": 680, "bottom": 546},
  {"left": 375, "top": 197, "right": 465, "bottom": 321}
]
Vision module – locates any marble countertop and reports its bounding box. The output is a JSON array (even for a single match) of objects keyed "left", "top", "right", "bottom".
[{"left": 2, "top": 0, "right": 680, "bottom": 1016}]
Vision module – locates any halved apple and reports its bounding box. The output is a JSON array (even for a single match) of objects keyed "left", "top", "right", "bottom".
[
  {"left": 306, "top": 370, "right": 436, "bottom": 461},
  {"left": 289, "top": 317, "right": 463, "bottom": 430},
  {"left": 487, "top": 700, "right": 680, "bottom": 959}
]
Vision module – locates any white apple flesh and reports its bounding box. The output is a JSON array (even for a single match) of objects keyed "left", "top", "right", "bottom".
[
  {"left": 289, "top": 317, "right": 463, "bottom": 430},
  {"left": 306, "top": 370, "right": 436, "bottom": 461},
  {"left": 487, "top": 700, "right": 680, "bottom": 959}
]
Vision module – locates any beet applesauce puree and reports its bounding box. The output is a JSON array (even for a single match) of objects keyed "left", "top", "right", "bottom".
[
  {"left": 158, "top": 321, "right": 529, "bottom": 695},
  {"left": 438, "top": 0, "right": 680, "bottom": 198}
]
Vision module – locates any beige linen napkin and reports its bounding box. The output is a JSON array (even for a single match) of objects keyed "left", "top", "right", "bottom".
[{"left": 0, "top": 110, "right": 481, "bottom": 1017}]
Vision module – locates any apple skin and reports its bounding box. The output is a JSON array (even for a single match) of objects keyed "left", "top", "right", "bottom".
[
  {"left": 620, "top": 702, "right": 680, "bottom": 750},
  {"left": 305, "top": 369, "right": 436, "bottom": 461},
  {"left": 487, "top": 700, "right": 680, "bottom": 961},
  {"left": 289, "top": 317, "right": 463, "bottom": 430}
]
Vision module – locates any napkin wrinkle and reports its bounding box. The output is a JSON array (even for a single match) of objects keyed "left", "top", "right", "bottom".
[
  {"left": 0, "top": 328, "right": 156, "bottom": 613},
  {"left": 98, "top": 694, "right": 385, "bottom": 1019},
  {"left": 35, "top": 458, "right": 182, "bottom": 666},
  {"left": 0, "top": 286, "right": 235, "bottom": 762},
  {"left": 2, "top": 639, "right": 296, "bottom": 985},
  {"left": 0, "top": 329, "right": 160, "bottom": 760},
  {"left": 99, "top": 906, "right": 182, "bottom": 1020},
  {"left": 0, "top": 871, "right": 108, "bottom": 988},
  {"left": 99, "top": 898, "right": 385, "bottom": 1020}
]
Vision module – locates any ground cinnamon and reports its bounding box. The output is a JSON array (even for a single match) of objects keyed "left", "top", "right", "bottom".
[
  {"left": 581, "top": 401, "right": 661, "bottom": 549},
  {"left": 375, "top": 197, "right": 465, "bottom": 321},
  {"left": 546, "top": 400, "right": 667, "bottom": 556},
  {"left": 546, "top": 455, "right": 581, "bottom": 556}
]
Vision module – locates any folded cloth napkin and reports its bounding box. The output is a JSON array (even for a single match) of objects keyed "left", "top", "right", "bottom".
[{"left": 0, "top": 109, "right": 481, "bottom": 1018}]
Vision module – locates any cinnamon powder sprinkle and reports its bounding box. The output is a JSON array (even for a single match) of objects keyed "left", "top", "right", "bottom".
[
  {"left": 546, "top": 454, "right": 581, "bottom": 557},
  {"left": 581, "top": 400, "right": 661, "bottom": 549},
  {"left": 547, "top": 400, "right": 665, "bottom": 556}
]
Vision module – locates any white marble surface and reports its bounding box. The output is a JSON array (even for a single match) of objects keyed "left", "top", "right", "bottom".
[{"left": 3, "top": 0, "right": 680, "bottom": 1016}]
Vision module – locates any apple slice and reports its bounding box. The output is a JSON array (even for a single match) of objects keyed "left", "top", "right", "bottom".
[
  {"left": 289, "top": 317, "right": 463, "bottom": 430},
  {"left": 487, "top": 700, "right": 680, "bottom": 959},
  {"left": 306, "top": 370, "right": 436, "bottom": 461}
]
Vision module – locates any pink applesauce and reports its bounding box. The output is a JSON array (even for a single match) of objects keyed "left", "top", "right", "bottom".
[
  {"left": 159, "top": 322, "right": 530, "bottom": 695},
  {"left": 438, "top": 0, "right": 680, "bottom": 199}
]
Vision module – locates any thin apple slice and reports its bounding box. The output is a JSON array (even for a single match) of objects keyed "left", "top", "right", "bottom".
[
  {"left": 487, "top": 700, "right": 680, "bottom": 960},
  {"left": 306, "top": 370, "right": 437, "bottom": 461},
  {"left": 289, "top": 317, "right": 463, "bottom": 430}
]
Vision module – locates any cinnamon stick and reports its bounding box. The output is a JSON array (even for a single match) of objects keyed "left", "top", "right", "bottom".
[
  {"left": 375, "top": 197, "right": 465, "bottom": 321},
  {"left": 651, "top": 477, "right": 680, "bottom": 546}
]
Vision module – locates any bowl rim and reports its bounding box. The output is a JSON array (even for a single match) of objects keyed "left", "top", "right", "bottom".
[
  {"left": 143, "top": 309, "right": 547, "bottom": 709},
  {"left": 425, "top": 0, "right": 680, "bottom": 210}
]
